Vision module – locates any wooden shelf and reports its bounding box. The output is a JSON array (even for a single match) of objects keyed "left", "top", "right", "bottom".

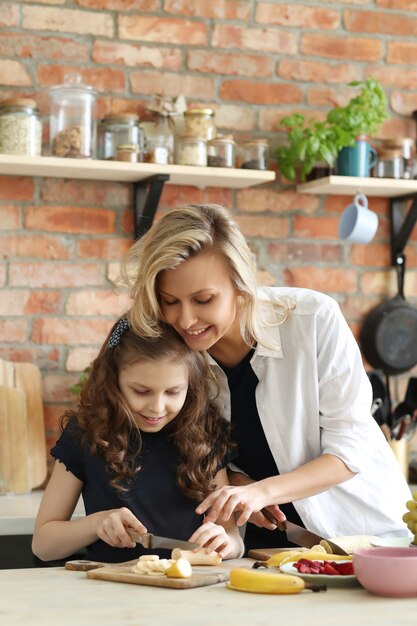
[
  {"left": 297, "top": 175, "right": 417, "bottom": 198},
  {"left": 0, "top": 154, "right": 275, "bottom": 189}
]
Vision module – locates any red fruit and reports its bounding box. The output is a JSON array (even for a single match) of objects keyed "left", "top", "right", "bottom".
[{"left": 323, "top": 562, "right": 340, "bottom": 576}]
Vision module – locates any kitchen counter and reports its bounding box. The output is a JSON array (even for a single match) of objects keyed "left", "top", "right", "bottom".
[{"left": 1, "top": 559, "right": 416, "bottom": 626}]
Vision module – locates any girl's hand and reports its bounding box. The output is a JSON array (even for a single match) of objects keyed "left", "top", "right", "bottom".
[
  {"left": 249, "top": 504, "right": 287, "bottom": 530},
  {"left": 188, "top": 521, "right": 233, "bottom": 559},
  {"left": 196, "top": 483, "right": 277, "bottom": 527},
  {"left": 95, "top": 507, "right": 147, "bottom": 549}
]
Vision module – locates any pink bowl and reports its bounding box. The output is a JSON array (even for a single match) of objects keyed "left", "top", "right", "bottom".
[{"left": 353, "top": 547, "right": 417, "bottom": 598}]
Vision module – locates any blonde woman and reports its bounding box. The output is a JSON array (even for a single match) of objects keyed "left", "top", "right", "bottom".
[{"left": 120, "top": 204, "right": 410, "bottom": 553}]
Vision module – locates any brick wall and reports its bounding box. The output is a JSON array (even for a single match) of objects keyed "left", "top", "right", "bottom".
[{"left": 1, "top": 0, "right": 417, "bottom": 466}]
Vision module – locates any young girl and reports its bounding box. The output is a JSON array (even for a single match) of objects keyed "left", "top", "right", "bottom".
[
  {"left": 120, "top": 203, "right": 411, "bottom": 553},
  {"left": 32, "top": 318, "right": 243, "bottom": 563}
]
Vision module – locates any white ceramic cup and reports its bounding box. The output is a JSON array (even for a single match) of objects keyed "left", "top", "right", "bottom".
[{"left": 338, "top": 193, "right": 378, "bottom": 244}]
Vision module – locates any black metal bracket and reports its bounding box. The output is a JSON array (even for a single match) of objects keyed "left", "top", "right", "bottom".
[
  {"left": 390, "top": 192, "right": 417, "bottom": 265},
  {"left": 133, "top": 174, "right": 170, "bottom": 239}
]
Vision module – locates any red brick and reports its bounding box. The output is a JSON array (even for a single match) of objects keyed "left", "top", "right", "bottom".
[
  {"left": 76, "top": 0, "right": 158, "bottom": 8},
  {"left": 284, "top": 267, "right": 357, "bottom": 293},
  {"left": 301, "top": 34, "right": 382, "bottom": 61},
  {"left": 36, "top": 65, "right": 125, "bottom": 93},
  {"left": 390, "top": 92, "right": 417, "bottom": 117},
  {"left": 235, "top": 216, "right": 289, "bottom": 239},
  {"left": 212, "top": 25, "right": 297, "bottom": 54},
  {"left": 164, "top": 0, "right": 251, "bottom": 19},
  {"left": 340, "top": 295, "right": 381, "bottom": 322},
  {"left": 43, "top": 374, "right": 80, "bottom": 403},
  {"left": 22, "top": 5, "right": 113, "bottom": 37},
  {"left": 307, "top": 87, "right": 357, "bottom": 108},
  {"left": 0, "top": 60, "right": 31, "bottom": 86},
  {"left": 25, "top": 205, "right": 116, "bottom": 234},
  {"left": 40, "top": 178, "right": 130, "bottom": 208},
  {"left": 323, "top": 195, "right": 389, "bottom": 215},
  {"left": 350, "top": 243, "right": 401, "bottom": 268},
  {"left": 345, "top": 9, "right": 417, "bottom": 36},
  {"left": 0, "top": 265, "right": 5, "bottom": 287},
  {"left": 9, "top": 263, "right": 104, "bottom": 288},
  {"left": 0, "top": 177, "right": 35, "bottom": 201},
  {"left": 93, "top": 40, "right": 182, "bottom": 70},
  {"left": 0, "top": 319, "right": 29, "bottom": 343},
  {"left": 256, "top": 269, "right": 276, "bottom": 286},
  {"left": 268, "top": 242, "right": 343, "bottom": 264},
  {"left": 159, "top": 185, "right": 233, "bottom": 210},
  {"left": 211, "top": 104, "right": 255, "bottom": 131},
  {"left": 187, "top": 50, "right": 273, "bottom": 78},
  {"left": 32, "top": 318, "right": 113, "bottom": 345},
  {"left": 0, "top": 235, "right": 71, "bottom": 260},
  {"left": 0, "top": 204, "right": 21, "bottom": 229},
  {"left": 294, "top": 216, "right": 339, "bottom": 239},
  {"left": 387, "top": 41, "right": 417, "bottom": 64},
  {"left": 66, "top": 290, "right": 131, "bottom": 315},
  {"left": 0, "top": 3, "right": 19, "bottom": 27},
  {"left": 259, "top": 108, "right": 327, "bottom": 132},
  {"left": 256, "top": 3, "right": 340, "bottom": 29},
  {"left": 130, "top": 71, "right": 214, "bottom": 99},
  {"left": 66, "top": 347, "right": 99, "bottom": 372},
  {"left": 77, "top": 238, "right": 131, "bottom": 260},
  {"left": 366, "top": 65, "right": 417, "bottom": 90},
  {"left": 0, "top": 347, "right": 60, "bottom": 367},
  {"left": 43, "top": 404, "right": 69, "bottom": 433},
  {"left": 237, "top": 189, "right": 319, "bottom": 214},
  {"left": 377, "top": 0, "right": 417, "bottom": 7},
  {"left": 0, "top": 290, "right": 62, "bottom": 315},
  {"left": 0, "top": 32, "right": 89, "bottom": 62},
  {"left": 278, "top": 60, "right": 360, "bottom": 84},
  {"left": 118, "top": 15, "right": 207, "bottom": 45},
  {"left": 220, "top": 80, "right": 302, "bottom": 105}
]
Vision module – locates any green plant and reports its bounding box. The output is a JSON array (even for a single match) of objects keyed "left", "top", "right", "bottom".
[
  {"left": 276, "top": 77, "right": 389, "bottom": 181},
  {"left": 69, "top": 366, "right": 90, "bottom": 396}
]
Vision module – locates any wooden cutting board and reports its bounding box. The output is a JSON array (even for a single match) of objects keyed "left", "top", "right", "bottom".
[
  {"left": 14, "top": 362, "right": 47, "bottom": 488},
  {"left": 0, "top": 385, "right": 31, "bottom": 494},
  {"left": 247, "top": 547, "right": 301, "bottom": 561},
  {"left": 66, "top": 559, "right": 229, "bottom": 589}
]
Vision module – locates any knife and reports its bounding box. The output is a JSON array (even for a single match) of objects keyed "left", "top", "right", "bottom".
[
  {"left": 260, "top": 509, "right": 349, "bottom": 556},
  {"left": 126, "top": 529, "right": 200, "bottom": 551}
]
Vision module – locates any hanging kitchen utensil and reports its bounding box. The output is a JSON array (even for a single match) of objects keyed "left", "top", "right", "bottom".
[
  {"left": 360, "top": 254, "right": 417, "bottom": 375},
  {"left": 367, "top": 369, "right": 390, "bottom": 425}
]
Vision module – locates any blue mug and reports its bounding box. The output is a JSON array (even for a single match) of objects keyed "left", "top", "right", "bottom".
[{"left": 336, "top": 140, "right": 377, "bottom": 177}]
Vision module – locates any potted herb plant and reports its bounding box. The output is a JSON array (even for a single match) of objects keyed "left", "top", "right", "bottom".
[{"left": 276, "top": 77, "right": 389, "bottom": 181}]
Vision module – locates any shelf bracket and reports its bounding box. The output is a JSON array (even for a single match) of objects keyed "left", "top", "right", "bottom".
[
  {"left": 133, "top": 174, "right": 170, "bottom": 239},
  {"left": 390, "top": 192, "right": 417, "bottom": 265}
]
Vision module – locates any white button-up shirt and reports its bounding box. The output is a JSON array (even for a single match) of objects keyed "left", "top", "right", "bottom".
[{"left": 208, "top": 286, "right": 411, "bottom": 538}]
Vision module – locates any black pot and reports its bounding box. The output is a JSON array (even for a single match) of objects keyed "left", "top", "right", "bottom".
[{"left": 360, "top": 254, "right": 417, "bottom": 375}]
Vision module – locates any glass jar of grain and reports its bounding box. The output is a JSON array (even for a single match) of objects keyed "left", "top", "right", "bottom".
[
  {"left": 183, "top": 108, "right": 216, "bottom": 141},
  {"left": 0, "top": 98, "right": 42, "bottom": 156},
  {"left": 175, "top": 136, "right": 207, "bottom": 166},
  {"left": 207, "top": 136, "right": 236, "bottom": 167}
]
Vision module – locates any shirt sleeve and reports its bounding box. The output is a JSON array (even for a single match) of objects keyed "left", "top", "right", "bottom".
[
  {"left": 316, "top": 296, "right": 373, "bottom": 474},
  {"left": 50, "top": 420, "right": 86, "bottom": 482}
]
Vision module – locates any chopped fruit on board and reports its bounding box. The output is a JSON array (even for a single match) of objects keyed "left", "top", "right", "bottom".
[{"left": 293, "top": 559, "right": 354, "bottom": 576}]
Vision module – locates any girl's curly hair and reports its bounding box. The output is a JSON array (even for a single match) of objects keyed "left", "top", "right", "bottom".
[{"left": 61, "top": 320, "right": 231, "bottom": 501}]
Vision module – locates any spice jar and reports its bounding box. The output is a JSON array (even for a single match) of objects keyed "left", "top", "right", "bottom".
[
  {"left": 98, "top": 113, "right": 143, "bottom": 161},
  {"left": 142, "top": 117, "right": 174, "bottom": 164},
  {"left": 375, "top": 148, "right": 404, "bottom": 179},
  {"left": 381, "top": 138, "right": 415, "bottom": 179},
  {"left": 0, "top": 98, "right": 42, "bottom": 156},
  {"left": 239, "top": 139, "right": 269, "bottom": 170},
  {"left": 175, "top": 136, "right": 207, "bottom": 166},
  {"left": 116, "top": 144, "right": 138, "bottom": 163},
  {"left": 207, "top": 136, "right": 236, "bottom": 168},
  {"left": 49, "top": 73, "right": 97, "bottom": 158},
  {"left": 183, "top": 108, "right": 216, "bottom": 141}
]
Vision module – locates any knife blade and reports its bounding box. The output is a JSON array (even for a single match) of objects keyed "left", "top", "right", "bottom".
[
  {"left": 126, "top": 530, "right": 200, "bottom": 551},
  {"left": 260, "top": 509, "right": 349, "bottom": 556}
]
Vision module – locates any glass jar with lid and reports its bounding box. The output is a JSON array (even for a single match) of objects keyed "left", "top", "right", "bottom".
[
  {"left": 183, "top": 108, "right": 216, "bottom": 141},
  {"left": 375, "top": 148, "right": 404, "bottom": 179},
  {"left": 175, "top": 136, "right": 207, "bottom": 166},
  {"left": 207, "top": 135, "right": 236, "bottom": 167},
  {"left": 239, "top": 139, "right": 269, "bottom": 170},
  {"left": 49, "top": 73, "right": 97, "bottom": 158},
  {"left": 98, "top": 113, "right": 143, "bottom": 161},
  {"left": 381, "top": 138, "right": 415, "bottom": 179},
  {"left": 0, "top": 98, "right": 42, "bottom": 156},
  {"left": 142, "top": 119, "right": 174, "bottom": 165}
]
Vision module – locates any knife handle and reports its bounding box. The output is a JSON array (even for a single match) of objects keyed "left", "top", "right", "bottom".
[
  {"left": 260, "top": 508, "right": 288, "bottom": 532},
  {"left": 126, "top": 529, "right": 152, "bottom": 548},
  {"left": 65, "top": 559, "right": 106, "bottom": 571}
]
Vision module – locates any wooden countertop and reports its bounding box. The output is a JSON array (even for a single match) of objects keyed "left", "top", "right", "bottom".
[{"left": 1, "top": 560, "right": 416, "bottom": 626}]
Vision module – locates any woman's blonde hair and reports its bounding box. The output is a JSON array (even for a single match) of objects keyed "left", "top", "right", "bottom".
[{"left": 120, "top": 204, "right": 290, "bottom": 349}]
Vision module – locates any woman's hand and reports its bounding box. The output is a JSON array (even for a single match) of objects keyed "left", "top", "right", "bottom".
[
  {"left": 188, "top": 521, "right": 234, "bottom": 559},
  {"left": 196, "top": 483, "right": 273, "bottom": 527},
  {"left": 95, "top": 507, "right": 147, "bottom": 549}
]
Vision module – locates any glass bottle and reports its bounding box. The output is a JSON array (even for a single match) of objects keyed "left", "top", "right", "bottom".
[
  {"left": 49, "top": 73, "right": 97, "bottom": 158},
  {"left": 0, "top": 98, "right": 42, "bottom": 156},
  {"left": 142, "top": 116, "right": 174, "bottom": 164},
  {"left": 375, "top": 148, "right": 404, "bottom": 179},
  {"left": 98, "top": 113, "right": 143, "bottom": 161},
  {"left": 239, "top": 139, "right": 269, "bottom": 170},
  {"left": 175, "top": 136, "right": 207, "bottom": 166},
  {"left": 207, "top": 136, "right": 236, "bottom": 167},
  {"left": 381, "top": 138, "right": 415, "bottom": 179},
  {"left": 183, "top": 108, "right": 216, "bottom": 141}
]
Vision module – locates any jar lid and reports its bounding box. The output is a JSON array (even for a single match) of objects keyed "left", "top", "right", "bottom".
[
  {"left": 242, "top": 138, "right": 268, "bottom": 146},
  {"left": 49, "top": 72, "right": 97, "bottom": 96},
  {"left": 378, "top": 148, "right": 403, "bottom": 158},
  {"left": 382, "top": 137, "right": 415, "bottom": 148},
  {"left": 117, "top": 144, "right": 137, "bottom": 152},
  {"left": 209, "top": 136, "right": 236, "bottom": 145},
  {"left": 184, "top": 108, "right": 214, "bottom": 116},
  {"left": 179, "top": 135, "right": 207, "bottom": 142},
  {"left": 0, "top": 97, "right": 37, "bottom": 108},
  {"left": 102, "top": 113, "right": 139, "bottom": 123}
]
